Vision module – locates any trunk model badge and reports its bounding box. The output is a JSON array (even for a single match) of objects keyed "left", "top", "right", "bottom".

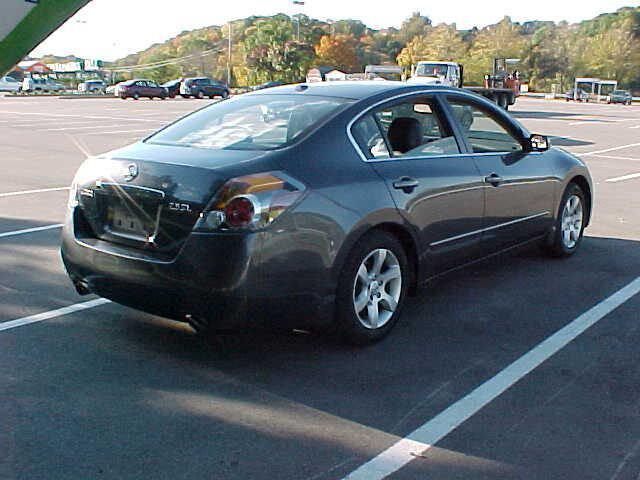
[{"left": 124, "top": 163, "right": 138, "bottom": 181}]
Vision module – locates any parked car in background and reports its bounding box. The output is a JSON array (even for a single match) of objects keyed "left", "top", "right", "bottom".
[
  {"left": 22, "top": 77, "right": 65, "bottom": 93},
  {"left": 253, "top": 80, "right": 285, "bottom": 91},
  {"left": 608, "top": 89, "right": 633, "bottom": 105},
  {"left": 62, "top": 83, "right": 593, "bottom": 345},
  {"left": 565, "top": 88, "right": 589, "bottom": 102},
  {"left": 78, "top": 80, "right": 106, "bottom": 93},
  {"left": 0, "top": 76, "right": 21, "bottom": 92},
  {"left": 119, "top": 79, "right": 168, "bottom": 100},
  {"left": 180, "top": 77, "right": 229, "bottom": 99},
  {"left": 161, "top": 79, "right": 183, "bottom": 98}
]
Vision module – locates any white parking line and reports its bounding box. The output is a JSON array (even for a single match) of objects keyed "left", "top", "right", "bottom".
[
  {"left": 0, "top": 298, "right": 111, "bottom": 332},
  {"left": 0, "top": 224, "right": 63, "bottom": 239},
  {"left": 591, "top": 155, "right": 640, "bottom": 161},
  {"left": 41, "top": 124, "right": 135, "bottom": 132},
  {"left": 0, "top": 110, "right": 163, "bottom": 123},
  {"left": 605, "top": 173, "right": 640, "bottom": 183},
  {"left": 0, "top": 187, "right": 69, "bottom": 197},
  {"left": 582, "top": 142, "right": 640, "bottom": 156},
  {"left": 83, "top": 128, "right": 155, "bottom": 135},
  {"left": 342, "top": 277, "right": 640, "bottom": 480}
]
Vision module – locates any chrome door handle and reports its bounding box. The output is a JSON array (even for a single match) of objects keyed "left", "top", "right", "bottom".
[
  {"left": 484, "top": 174, "right": 503, "bottom": 186},
  {"left": 392, "top": 177, "right": 419, "bottom": 193}
]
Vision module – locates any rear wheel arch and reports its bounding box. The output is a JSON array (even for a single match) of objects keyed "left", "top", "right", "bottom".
[{"left": 335, "top": 222, "right": 420, "bottom": 296}]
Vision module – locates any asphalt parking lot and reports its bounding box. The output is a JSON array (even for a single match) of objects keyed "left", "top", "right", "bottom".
[{"left": 1, "top": 95, "right": 640, "bottom": 480}]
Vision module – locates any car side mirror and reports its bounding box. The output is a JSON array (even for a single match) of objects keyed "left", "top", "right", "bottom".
[{"left": 528, "top": 134, "right": 549, "bottom": 152}]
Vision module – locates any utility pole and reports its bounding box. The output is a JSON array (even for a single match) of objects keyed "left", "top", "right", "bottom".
[
  {"left": 227, "top": 22, "right": 232, "bottom": 86},
  {"left": 292, "top": 1, "right": 305, "bottom": 42}
]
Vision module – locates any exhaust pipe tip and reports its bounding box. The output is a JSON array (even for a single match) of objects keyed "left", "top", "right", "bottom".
[{"left": 74, "top": 280, "right": 92, "bottom": 296}]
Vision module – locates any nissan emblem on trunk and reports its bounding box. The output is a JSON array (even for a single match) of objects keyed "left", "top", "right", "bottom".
[{"left": 124, "top": 163, "right": 138, "bottom": 181}]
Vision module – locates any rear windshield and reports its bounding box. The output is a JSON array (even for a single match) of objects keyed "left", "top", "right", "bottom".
[{"left": 146, "top": 94, "right": 352, "bottom": 150}]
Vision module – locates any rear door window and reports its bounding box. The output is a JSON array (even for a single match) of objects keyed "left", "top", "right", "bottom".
[
  {"left": 351, "top": 115, "right": 390, "bottom": 160},
  {"left": 372, "top": 97, "right": 460, "bottom": 157}
]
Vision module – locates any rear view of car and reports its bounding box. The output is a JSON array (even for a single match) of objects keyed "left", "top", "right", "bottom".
[
  {"left": 79, "top": 80, "right": 106, "bottom": 94},
  {"left": 180, "top": 77, "right": 229, "bottom": 99},
  {"left": 608, "top": 90, "right": 633, "bottom": 105}
]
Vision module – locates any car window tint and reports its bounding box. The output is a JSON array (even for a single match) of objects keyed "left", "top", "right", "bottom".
[
  {"left": 372, "top": 98, "right": 459, "bottom": 157},
  {"left": 147, "top": 94, "right": 352, "bottom": 151},
  {"left": 447, "top": 98, "right": 522, "bottom": 154},
  {"left": 352, "top": 115, "right": 390, "bottom": 159}
]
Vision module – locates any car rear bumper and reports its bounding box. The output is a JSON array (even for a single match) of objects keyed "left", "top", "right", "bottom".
[{"left": 60, "top": 212, "right": 335, "bottom": 331}]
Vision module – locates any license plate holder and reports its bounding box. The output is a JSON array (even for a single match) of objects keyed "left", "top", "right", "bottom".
[{"left": 106, "top": 203, "right": 159, "bottom": 242}]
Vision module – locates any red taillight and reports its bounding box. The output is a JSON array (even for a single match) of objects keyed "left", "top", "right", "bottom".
[
  {"left": 224, "top": 196, "right": 255, "bottom": 228},
  {"left": 195, "top": 172, "right": 305, "bottom": 232}
]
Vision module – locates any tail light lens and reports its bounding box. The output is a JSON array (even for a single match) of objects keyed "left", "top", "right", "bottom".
[{"left": 195, "top": 172, "right": 305, "bottom": 232}]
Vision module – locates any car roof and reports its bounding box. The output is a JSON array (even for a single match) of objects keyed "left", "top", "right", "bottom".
[{"left": 247, "top": 81, "right": 449, "bottom": 100}]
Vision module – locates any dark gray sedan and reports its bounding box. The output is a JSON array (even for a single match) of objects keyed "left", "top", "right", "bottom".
[{"left": 61, "top": 83, "right": 592, "bottom": 344}]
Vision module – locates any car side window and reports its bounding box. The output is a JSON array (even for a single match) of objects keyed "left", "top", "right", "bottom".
[
  {"left": 351, "top": 115, "right": 390, "bottom": 159},
  {"left": 372, "top": 98, "right": 460, "bottom": 158},
  {"left": 447, "top": 97, "right": 523, "bottom": 154}
]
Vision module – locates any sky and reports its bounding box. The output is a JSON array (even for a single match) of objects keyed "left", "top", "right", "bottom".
[{"left": 31, "top": 0, "right": 638, "bottom": 61}]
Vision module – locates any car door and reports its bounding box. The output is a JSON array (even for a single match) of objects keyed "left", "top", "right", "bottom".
[
  {"left": 351, "top": 93, "right": 485, "bottom": 276},
  {"left": 443, "top": 94, "right": 557, "bottom": 253}
]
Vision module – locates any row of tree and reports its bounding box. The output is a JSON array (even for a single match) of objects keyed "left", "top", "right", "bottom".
[{"left": 113, "top": 7, "right": 640, "bottom": 92}]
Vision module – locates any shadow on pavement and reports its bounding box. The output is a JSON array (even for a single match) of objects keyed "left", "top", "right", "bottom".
[{"left": 4, "top": 235, "right": 640, "bottom": 480}]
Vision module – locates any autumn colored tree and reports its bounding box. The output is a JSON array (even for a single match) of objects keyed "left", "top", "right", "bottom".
[
  {"left": 314, "top": 34, "right": 361, "bottom": 72},
  {"left": 397, "top": 23, "right": 467, "bottom": 70}
]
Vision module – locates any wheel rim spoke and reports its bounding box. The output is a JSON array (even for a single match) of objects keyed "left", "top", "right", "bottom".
[
  {"left": 370, "top": 249, "right": 387, "bottom": 275},
  {"left": 380, "top": 292, "right": 397, "bottom": 311},
  {"left": 357, "top": 264, "right": 369, "bottom": 284},
  {"left": 354, "top": 291, "right": 369, "bottom": 313},
  {"left": 378, "top": 265, "right": 401, "bottom": 283},
  {"left": 367, "top": 302, "right": 380, "bottom": 328}
]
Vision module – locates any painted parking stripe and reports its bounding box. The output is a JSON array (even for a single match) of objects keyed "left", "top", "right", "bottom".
[
  {"left": 83, "top": 128, "right": 156, "bottom": 135},
  {"left": 582, "top": 142, "right": 640, "bottom": 156},
  {"left": 0, "top": 224, "right": 63, "bottom": 239},
  {"left": 343, "top": 277, "right": 640, "bottom": 480},
  {"left": 0, "top": 298, "right": 111, "bottom": 332},
  {"left": 0, "top": 187, "right": 69, "bottom": 197},
  {"left": 605, "top": 172, "right": 640, "bottom": 183}
]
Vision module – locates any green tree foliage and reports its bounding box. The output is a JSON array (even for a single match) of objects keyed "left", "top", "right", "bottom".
[
  {"left": 397, "top": 23, "right": 467, "bottom": 69},
  {"left": 397, "top": 12, "right": 432, "bottom": 43},
  {"left": 114, "top": 7, "right": 640, "bottom": 91},
  {"left": 243, "top": 15, "right": 315, "bottom": 84},
  {"left": 462, "top": 17, "right": 526, "bottom": 85}
]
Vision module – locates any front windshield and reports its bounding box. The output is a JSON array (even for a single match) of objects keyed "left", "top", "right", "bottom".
[
  {"left": 416, "top": 64, "right": 448, "bottom": 77},
  {"left": 146, "top": 94, "right": 352, "bottom": 150}
]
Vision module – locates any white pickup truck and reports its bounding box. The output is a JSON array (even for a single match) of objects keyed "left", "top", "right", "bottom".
[{"left": 407, "top": 61, "right": 519, "bottom": 109}]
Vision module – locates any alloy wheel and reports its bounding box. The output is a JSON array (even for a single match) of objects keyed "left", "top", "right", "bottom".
[
  {"left": 561, "top": 194, "right": 583, "bottom": 249},
  {"left": 352, "top": 248, "right": 402, "bottom": 329}
]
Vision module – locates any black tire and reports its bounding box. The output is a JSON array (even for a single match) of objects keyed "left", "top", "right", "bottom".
[
  {"left": 498, "top": 94, "right": 508, "bottom": 110},
  {"left": 133, "top": 93, "right": 139, "bottom": 100},
  {"left": 543, "top": 183, "right": 587, "bottom": 258},
  {"left": 334, "top": 230, "right": 409, "bottom": 345},
  {"left": 222, "top": 90, "right": 230, "bottom": 99},
  {"left": 196, "top": 90, "right": 204, "bottom": 99}
]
